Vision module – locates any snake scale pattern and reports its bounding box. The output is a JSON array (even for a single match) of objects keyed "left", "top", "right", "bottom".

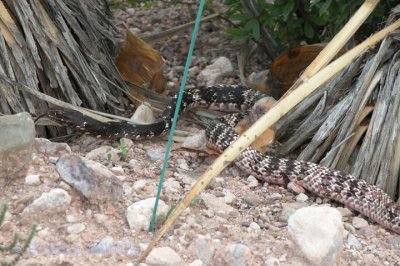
[{"left": 45, "top": 84, "right": 400, "bottom": 234}]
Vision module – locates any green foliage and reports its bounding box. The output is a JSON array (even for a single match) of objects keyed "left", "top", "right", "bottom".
[
  {"left": 225, "top": 0, "right": 398, "bottom": 46},
  {"left": 118, "top": 138, "right": 129, "bottom": 159},
  {"left": 0, "top": 204, "right": 37, "bottom": 266}
]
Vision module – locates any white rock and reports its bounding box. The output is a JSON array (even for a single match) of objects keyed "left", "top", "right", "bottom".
[
  {"left": 201, "top": 193, "right": 238, "bottom": 218},
  {"left": 66, "top": 223, "right": 86, "bottom": 235},
  {"left": 247, "top": 175, "right": 259, "bottom": 187},
  {"left": 347, "top": 233, "right": 362, "bottom": 250},
  {"left": 248, "top": 222, "right": 261, "bottom": 231},
  {"left": 164, "top": 178, "right": 181, "bottom": 193},
  {"left": 146, "top": 149, "right": 164, "bottom": 161},
  {"left": 111, "top": 166, "right": 124, "bottom": 175},
  {"left": 133, "top": 180, "right": 148, "bottom": 191},
  {"left": 197, "top": 57, "right": 233, "bottom": 85},
  {"left": 145, "top": 246, "right": 182, "bottom": 266},
  {"left": 182, "top": 131, "right": 207, "bottom": 150},
  {"left": 188, "top": 259, "right": 203, "bottom": 266},
  {"left": 23, "top": 189, "right": 71, "bottom": 215},
  {"left": 25, "top": 174, "right": 41, "bottom": 185},
  {"left": 288, "top": 206, "right": 344, "bottom": 265},
  {"left": 352, "top": 217, "right": 369, "bottom": 229},
  {"left": 296, "top": 193, "right": 308, "bottom": 202},
  {"left": 131, "top": 102, "right": 155, "bottom": 124},
  {"left": 65, "top": 214, "right": 77, "bottom": 223},
  {"left": 223, "top": 189, "right": 236, "bottom": 204},
  {"left": 90, "top": 236, "right": 114, "bottom": 254},
  {"left": 126, "top": 198, "right": 169, "bottom": 231}
]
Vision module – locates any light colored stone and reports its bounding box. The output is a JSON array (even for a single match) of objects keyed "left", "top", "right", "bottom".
[
  {"left": 195, "top": 236, "right": 216, "bottom": 265},
  {"left": 146, "top": 149, "right": 164, "bottom": 161},
  {"left": 164, "top": 178, "right": 181, "bottom": 193},
  {"left": 347, "top": 233, "right": 362, "bottom": 250},
  {"left": 248, "top": 222, "right": 261, "bottom": 231},
  {"left": 223, "top": 189, "right": 236, "bottom": 205},
  {"left": 23, "top": 189, "right": 71, "bottom": 215},
  {"left": 182, "top": 131, "right": 207, "bottom": 150},
  {"left": 201, "top": 193, "right": 239, "bottom": 218},
  {"left": 0, "top": 112, "right": 35, "bottom": 184},
  {"left": 288, "top": 206, "right": 344, "bottom": 266},
  {"left": 145, "top": 246, "right": 182, "bottom": 266},
  {"left": 33, "top": 138, "right": 71, "bottom": 156},
  {"left": 66, "top": 223, "right": 86, "bottom": 235},
  {"left": 279, "top": 202, "right": 308, "bottom": 223},
  {"left": 214, "top": 243, "right": 251, "bottom": 266},
  {"left": 56, "top": 155, "right": 123, "bottom": 203},
  {"left": 90, "top": 236, "right": 114, "bottom": 254},
  {"left": 247, "top": 175, "right": 259, "bottom": 187},
  {"left": 295, "top": 193, "right": 308, "bottom": 202},
  {"left": 25, "top": 174, "right": 41, "bottom": 185},
  {"left": 85, "top": 146, "right": 120, "bottom": 162},
  {"left": 197, "top": 57, "right": 234, "bottom": 85},
  {"left": 352, "top": 217, "right": 369, "bottom": 229},
  {"left": 126, "top": 198, "right": 169, "bottom": 231},
  {"left": 188, "top": 259, "right": 203, "bottom": 266},
  {"left": 111, "top": 166, "right": 124, "bottom": 175},
  {"left": 131, "top": 102, "right": 155, "bottom": 124}
]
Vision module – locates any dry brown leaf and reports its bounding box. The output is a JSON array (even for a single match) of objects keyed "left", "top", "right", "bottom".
[{"left": 114, "top": 31, "right": 166, "bottom": 105}]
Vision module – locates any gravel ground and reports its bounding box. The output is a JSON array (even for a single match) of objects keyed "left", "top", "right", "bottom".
[{"left": 1, "top": 2, "right": 400, "bottom": 266}]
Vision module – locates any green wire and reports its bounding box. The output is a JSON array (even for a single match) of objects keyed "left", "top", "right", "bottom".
[{"left": 149, "top": 0, "right": 205, "bottom": 232}]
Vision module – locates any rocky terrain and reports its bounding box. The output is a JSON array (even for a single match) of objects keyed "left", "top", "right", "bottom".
[{"left": 1, "top": 1, "right": 400, "bottom": 266}]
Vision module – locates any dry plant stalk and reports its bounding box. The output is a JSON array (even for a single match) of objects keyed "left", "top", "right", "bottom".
[
  {"left": 284, "top": 0, "right": 380, "bottom": 96},
  {"left": 137, "top": 18, "right": 400, "bottom": 264}
]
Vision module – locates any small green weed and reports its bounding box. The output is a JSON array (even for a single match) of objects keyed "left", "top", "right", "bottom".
[{"left": 0, "top": 204, "right": 37, "bottom": 266}]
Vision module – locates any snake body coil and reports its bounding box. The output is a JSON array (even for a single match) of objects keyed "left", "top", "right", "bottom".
[{"left": 46, "top": 84, "right": 400, "bottom": 234}]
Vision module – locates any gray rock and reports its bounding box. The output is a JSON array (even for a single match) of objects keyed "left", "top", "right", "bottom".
[
  {"left": 0, "top": 112, "right": 35, "bottom": 185},
  {"left": 126, "top": 197, "right": 169, "bottom": 231},
  {"left": 130, "top": 102, "right": 155, "bottom": 124},
  {"left": 145, "top": 246, "right": 182, "bottom": 266},
  {"left": 66, "top": 223, "right": 86, "bottom": 235},
  {"left": 197, "top": 57, "right": 233, "bottom": 85},
  {"left": 214, "top": 243, "right": 251, "bottom": 266},
  {"left": 223, "top": 189, "right": 236, "bottom": 205},
  {"left": 201, "top": 193, "right": 239, "bottom": 218},
  {"left": 33, "top": 138, "right": 71, "bottom": 156},
  {"left": 279, "top": 202, "right": 308, "bottom": 223},
  {"left": 85, "top": 146, "right": 120, "bottom": 162},
  {"left": 90, "top": 236, "right": 114, "bottom": 254},
  {"left": 56, "top": 155, "right": 123, "bottom": 203},
  {"left": 182, "top": 131, "right": 207, "bottom": 150},
  {"left": 23, "top": 189, "right": 71, "bottom": 215},
  {"left": 388, "top": 236, "right": 400, "bottom": 246},
  {"left": 146, "top": 149, "right": 165, "bottom": 161},
  {"left": 347, "top": 234, "right": 362, "bottom": 250},
  {"left": 352, "top": 217, "right": 369, "bottom": 229},
  {"left": 288, "top": 206, "right": 344, "bottom": 266},
  {"left": 195, "top": 236, "right": 216, "bottom": 265},
  {"left": 243, "top": 193, "right": 264, "bottom": 206}
]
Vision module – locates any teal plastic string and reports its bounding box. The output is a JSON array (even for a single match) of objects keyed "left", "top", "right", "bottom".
[{"left": 149, "top": 0, "right": 205, "bottom": 232}]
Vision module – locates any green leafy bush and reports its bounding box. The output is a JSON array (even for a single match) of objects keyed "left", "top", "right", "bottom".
[{"left": 225, "top": 0, "right": 398, "bottom": 47}]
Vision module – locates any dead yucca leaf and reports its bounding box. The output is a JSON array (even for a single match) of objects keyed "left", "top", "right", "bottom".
[{"left": 115, "top": 32, "right": 166, "bottom": 105}]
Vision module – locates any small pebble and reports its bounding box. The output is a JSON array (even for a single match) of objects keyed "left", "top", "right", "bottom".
[
  {"left": 295, "top": 193, "right": 308, "bottom": 202},
  {"left": 25, "top": 174, "right": 41, "bottom": 185}
]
